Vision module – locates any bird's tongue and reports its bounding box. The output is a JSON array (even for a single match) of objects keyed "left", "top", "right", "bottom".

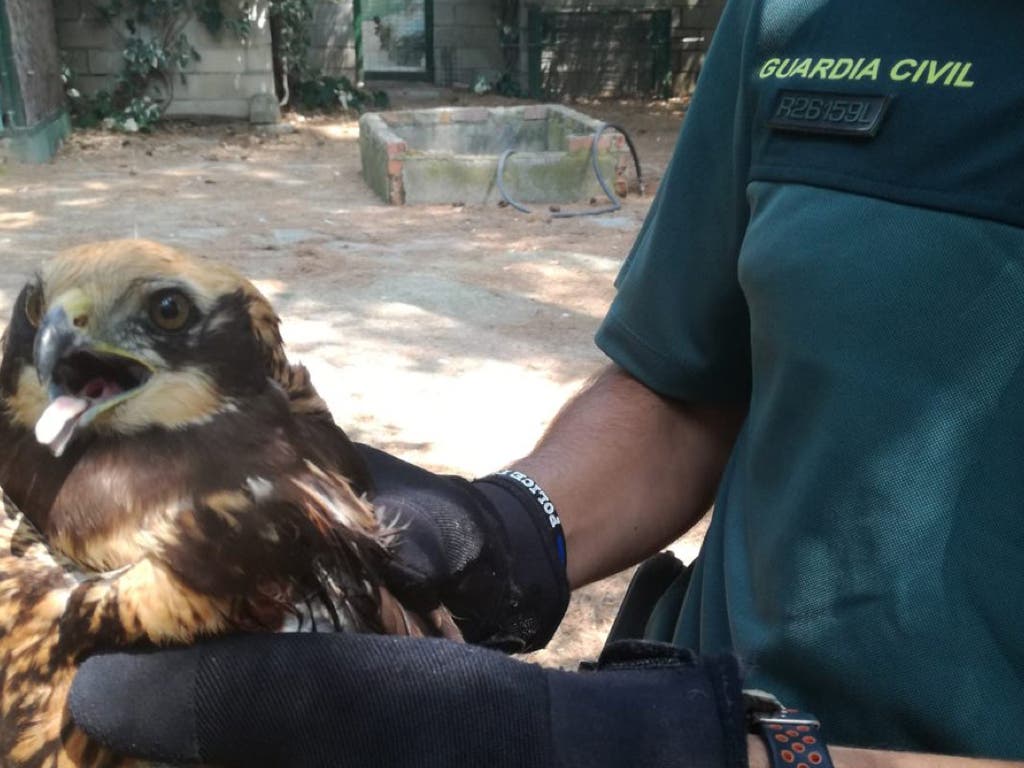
[{"left": 35, "top": 395, "right": 90, "bottom": 457}]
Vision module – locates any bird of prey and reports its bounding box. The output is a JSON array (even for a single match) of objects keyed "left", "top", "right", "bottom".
[{"left": 0, "top": 240, "right": 458, "bottom": 767}]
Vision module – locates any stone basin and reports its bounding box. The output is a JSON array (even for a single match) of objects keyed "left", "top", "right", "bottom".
[{"left": 358, "top": 104, "right": 628, "bottom": 206}]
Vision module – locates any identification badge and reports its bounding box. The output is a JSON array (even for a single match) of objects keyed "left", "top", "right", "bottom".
[{"left": 767, "top": 90, "right": 891, "bottom": 138}]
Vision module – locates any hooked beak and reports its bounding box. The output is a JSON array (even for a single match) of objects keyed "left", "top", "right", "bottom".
[
  {"left": 32, "top": 303, "right": 153, "bottom": 457},
  {"left": 34, "top": 305, "right": 83, "bottom": 393}
]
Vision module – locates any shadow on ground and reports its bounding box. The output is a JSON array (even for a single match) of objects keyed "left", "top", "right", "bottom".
[{"left": 0, "top": 92, "right": 693, "bottom": 668}]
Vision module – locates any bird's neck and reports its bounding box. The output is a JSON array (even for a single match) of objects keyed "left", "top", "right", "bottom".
[{"left": 0, "top": 393, "right": 298, "bottom": 571}]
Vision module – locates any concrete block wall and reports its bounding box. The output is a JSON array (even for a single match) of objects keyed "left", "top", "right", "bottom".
[
  {"left": 56, "top": 0, "right": 141, "bottom": 100},
  {"left": 672, "top": 0, "right": 726, "bottom": 94},
  {"left": 54, "top": 0, "right": 277, "bottom": 120},
  {"left": 360, "top": 105, "right": 628, "bottom": 205}
]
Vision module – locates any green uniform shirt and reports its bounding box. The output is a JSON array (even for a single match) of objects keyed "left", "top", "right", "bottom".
[{"left": 596, "top": 0, "right": 1024, "bottom": 758}]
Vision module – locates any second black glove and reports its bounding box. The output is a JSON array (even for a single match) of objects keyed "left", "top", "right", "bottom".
[
  {"left": 358, "top": 444, "right": 570, "bottom": 652},
  {"left": 70, "top": 633, "right": 748, "bottom": 768}
]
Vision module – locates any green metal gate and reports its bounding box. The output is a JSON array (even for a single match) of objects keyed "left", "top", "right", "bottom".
[
  {"left": 356, "top": 0, "right": 434, "bottom": 82},
  {"left": 526, "top": 6, "right": 671, "bottom": 99}
]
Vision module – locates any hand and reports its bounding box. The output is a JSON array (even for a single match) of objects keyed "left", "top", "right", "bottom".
[
  {"left": 69, "top": 633, "right": 747, "bottom": 768},
  {"left": 358, "top": 444, "right": 569, "bottom": 651}
]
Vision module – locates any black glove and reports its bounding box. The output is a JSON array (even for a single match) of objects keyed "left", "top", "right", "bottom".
[
  {"left": 358, "top": 444, "right": 569, "bottom": 651},
  {"left": 69, "top": 633, "right": 748, "bottom": 768}
]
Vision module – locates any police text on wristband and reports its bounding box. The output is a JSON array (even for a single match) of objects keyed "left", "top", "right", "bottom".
[{"left": 495, "top": 469, "right": 567, "bottom": 566}]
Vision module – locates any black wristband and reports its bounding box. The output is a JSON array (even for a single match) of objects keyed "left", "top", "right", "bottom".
[
  {"left": 472, "top": 470, "right": 571, "bottom": 651},
  {"left": 486, "top": 469, "right": 567, "bottom": 566}
]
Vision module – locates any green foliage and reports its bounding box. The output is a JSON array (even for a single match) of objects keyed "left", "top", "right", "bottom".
[
  {"left": 65, "top": 0, "right": 380, "bottom": 131},
  {"left": 294, "top": 75, "right": 389, "bottom": 112},
  {"left": 66, "top": 88, "right": 163, "bottom": 131},
  {"left": 492, "top": 72, "right": 525, "bottom": 98},
  {"left": 120, "top": 32, "right": 197, "bottom": 82},
  {"left": 276, "top": 2, "right": 389, "bottom": 113},
  {"left": 63, "top": 60, "right": 152, "bottom": 131},
  {"left": 269, "top": 0, "right": 314, "bottom": 75},
  {"left": 66, "top": 0, "right": 252, "bottom": 131}
]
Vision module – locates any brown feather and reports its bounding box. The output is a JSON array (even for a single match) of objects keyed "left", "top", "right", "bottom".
[{"left": 0, "top": 240, "right": 459, "bottom": 767}]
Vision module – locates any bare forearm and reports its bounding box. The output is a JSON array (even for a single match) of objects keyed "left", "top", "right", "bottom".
[
  {"left": 514, "top": 364, "right": 745, "bottom": 588},
  {"left": 749, "top": 737, "right": 1024, "bottom": 768}
]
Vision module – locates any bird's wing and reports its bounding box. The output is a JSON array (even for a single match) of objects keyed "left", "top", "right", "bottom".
[
  {"left": 149, "top": 461, "right": 458, "bottom": 638},
  {"left": 242, "top": 290, "right": 374, "bottom": 494},
  {"left": 0, "top": 463, "right": 459, "bottom": 767},
  {"left": 0, "top": 491, "right": 136, "bottom": 767}
]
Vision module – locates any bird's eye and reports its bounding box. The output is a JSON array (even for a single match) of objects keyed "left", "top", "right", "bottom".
[
  {"left": 148, "top": 289, "right": 193, "bottom": 332},
  {"left": 23, "top": 284, "right": 42, "bottom": 328}
]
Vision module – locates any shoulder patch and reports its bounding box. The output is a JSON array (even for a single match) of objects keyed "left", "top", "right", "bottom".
[{"left": 767, "top": 90, "right": 891, "bottom": 139}]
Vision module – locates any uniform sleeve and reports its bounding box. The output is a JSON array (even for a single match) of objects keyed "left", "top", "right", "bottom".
[{"left": 596, "top": 0, "right": 759, "bottom": 404}]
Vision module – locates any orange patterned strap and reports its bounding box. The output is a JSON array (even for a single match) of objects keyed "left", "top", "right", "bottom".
[{"left": 752, "top": 709, "right": 836, "bottom": 768}]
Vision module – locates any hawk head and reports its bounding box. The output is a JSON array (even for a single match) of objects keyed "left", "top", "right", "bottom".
[
  {"left": 0, "top": 239, "right": 289, "bottom": 457},
  {"left": 0, "top": 239, "right": 370, "bottom": 569}
]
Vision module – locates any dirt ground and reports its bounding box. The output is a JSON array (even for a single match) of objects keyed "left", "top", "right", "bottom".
[{"left": 0, "top": 85, "right": 706, "bottom": 669}]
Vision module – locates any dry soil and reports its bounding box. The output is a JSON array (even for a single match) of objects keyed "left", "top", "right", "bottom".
[{"left": 0, "top": 86, "right": 707, "bottom": 668}]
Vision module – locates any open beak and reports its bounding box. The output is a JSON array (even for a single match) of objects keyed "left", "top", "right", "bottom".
[
  {"left": 34, "top": 305, "right": 84, "bottom": 390},
  {"left": 33, "top": 305, "right": 153, "bottom": 457}
]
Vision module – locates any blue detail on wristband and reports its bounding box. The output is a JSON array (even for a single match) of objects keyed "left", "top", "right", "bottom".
[{"left": 496, "top": 469, "right": 568, "bottom": 567}]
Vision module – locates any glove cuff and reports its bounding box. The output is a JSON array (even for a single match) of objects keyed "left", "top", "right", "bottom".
[
  {"left": 487, "top": 470, "right": 567, "bottom": 565},
  {"left": 472, "top": 471, "right": 571, "bottom": 652}
]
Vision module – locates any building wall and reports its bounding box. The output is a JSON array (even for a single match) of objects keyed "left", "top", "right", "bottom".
[
  {"left": 54, "top": 0, "right": 276, "bottom": 119},
  {"left": 672, "top": 0, "right": 725, "bottom": 94},
  {"left": 46, "top": 0, "right": 724, "bottom": 116}
]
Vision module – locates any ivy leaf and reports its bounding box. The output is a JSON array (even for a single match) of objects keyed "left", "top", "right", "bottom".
[
  {"left": 97, "top": 4, "right": 117, "bottom": 23},
  {"left": 197, "top": 5, "right": 225, "bottom": 36},
  {"left": 75, "top": 0, "right": 279, "bottom": 130}
]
